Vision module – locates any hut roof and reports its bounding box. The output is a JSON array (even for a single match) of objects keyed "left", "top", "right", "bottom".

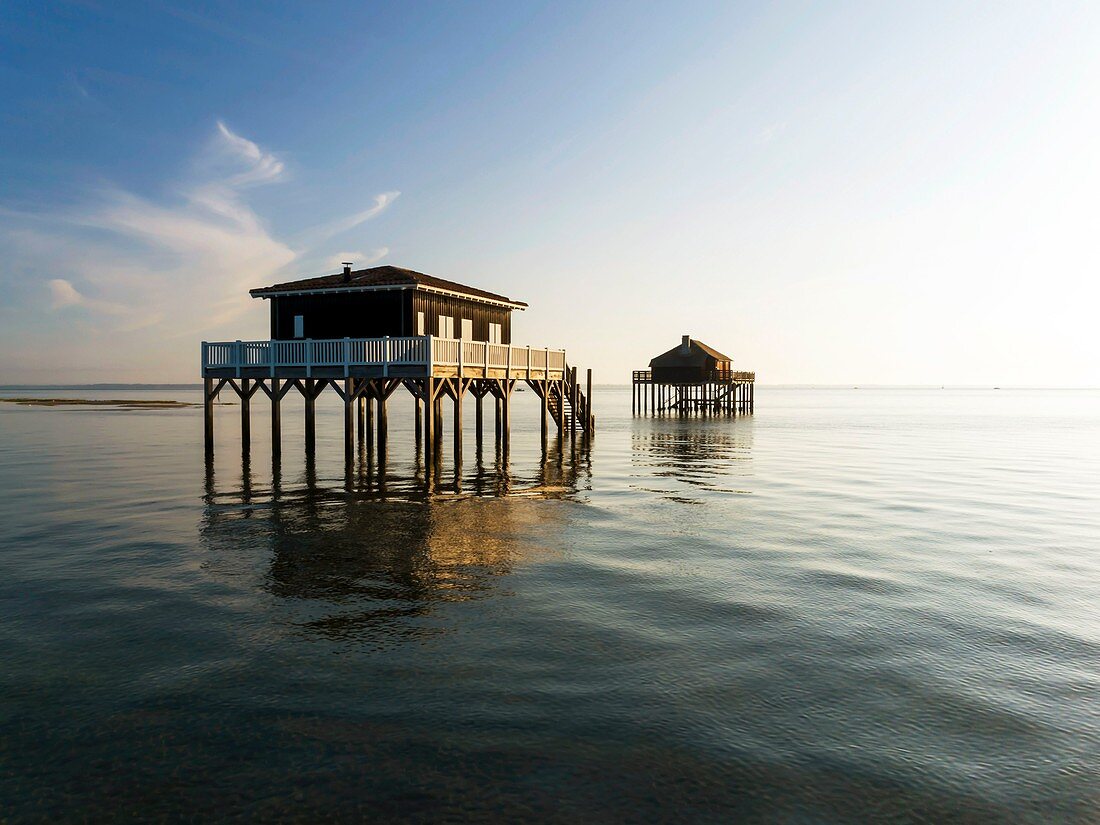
[
  {"left": 649, "top": 337, "right": 733, "bottom": 367},
  {"left": 249, "top": 265, "right": 528, "bottom": 309}
]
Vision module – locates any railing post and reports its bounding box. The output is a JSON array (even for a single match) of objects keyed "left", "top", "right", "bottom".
[
  {"left": 305, "top": 339, "right": 313, "bottom": 378},
  {"left": 383, "top": 336, "right": 390, "bottom": 378},
  {"left": 545, "top": 347, "right": 549, "bottom": 380},
  {"left": 526, "top": 345, "right": 531, "bottom": 378},
  {"left": 458, "top": 336, "right": 464, "bottom": 378},
  {"left": 234, "top": 340, "right": 242, "bottom": 378},
  {"left": 269, "top": 339, "right": 275, "bottom": 378},
  {"left": 506, "top": 344, "right": 512, "bottom": 380},
  {"left": 427, "top": 335, "right": 433, "bottom": 376},
  {"left": 201, "top": 342, "right": 208, "bottom": 375},
  {"left": 343, "top": 337, "right": 350, "bottom": 378}
]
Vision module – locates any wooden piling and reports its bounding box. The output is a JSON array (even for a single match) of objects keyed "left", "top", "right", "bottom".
[
  {"left": 453, "top": 381, "right": 463, "bottom": 469},
  {"left": 423, "top": 378, "right": 435, "bottom": 466},
  {"left": 240, "top": 378, "right": 251, "bottom": 452},
  {"left": 377, "top": 391, "right": 388, "bottom": 450},
  {"left": 343, "top": 378, "right": 354, "bottom": 458},
  {"left": 586, "top": 368, "right": 593, "bottom": 434},
  {"left": 540, "top": 379, "right": 548, "bottom": 447},
  {"left": 475, "top": 389, "right": 484, "bottom": 451},
  {"left": 271, "top": 378, "right": 282, "bottom": 456},
  {"left": 501, "top": 382, "right": 511, "bottom": 454},
  {"left": 304, "top": 378, "right": 316, "bottom": 453},
  {"left": 365, "top": 386, "right": 375, "bottom": 450},
  {"left": 204, "top": 377, "right": 215, "bottom": 455}
]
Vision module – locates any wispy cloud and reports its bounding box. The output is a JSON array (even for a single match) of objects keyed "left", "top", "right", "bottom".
[
  {"left": 215, "top": 120, "right": 285, "bottom": 186},
  {"left": 48, "top": 278, "right": 127, "bottom": 315},
  {"left": 304, "top": 191, "right": 401, "bottom": 245},
  {"left": 0, "top": 121, "right": 397, "bottom": 379}
]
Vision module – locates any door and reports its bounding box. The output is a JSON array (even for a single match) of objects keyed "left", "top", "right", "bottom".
[
  {"left": 416, "top": 311, "right": 426, "bottom": 335},
  {"left": 461, "top": 318, "right": 473, "bottom": 340},
  {"left": 488, "top": 322, "right": 502, "bottom": 344},
  {"left": 438, "top": 315, "right": 454, "bottom": 338}
]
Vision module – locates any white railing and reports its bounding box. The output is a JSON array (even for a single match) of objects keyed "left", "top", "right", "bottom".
[{"left": 201, "top": 336, "right": 567, "bottom": 378}]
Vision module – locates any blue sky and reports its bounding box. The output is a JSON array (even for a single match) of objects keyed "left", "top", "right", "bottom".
[{"left": 2, "top": 1, "right": 1098, "bottom": 384}]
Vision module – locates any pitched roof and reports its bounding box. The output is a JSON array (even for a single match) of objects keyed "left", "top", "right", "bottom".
[
  {"left": 249, "top": 265, "right": 527, "bottom": 308},
  {"left": 649, "top": 338, "right": 733, "bottom": 367}
]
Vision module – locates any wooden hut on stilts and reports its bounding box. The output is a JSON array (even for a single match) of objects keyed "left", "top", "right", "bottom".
[
  {"left": 201, "top": 264, "right": 593, "bottom": 470},
  {"left": 632, "top": 335, "right": 754, "bottom": 415}
]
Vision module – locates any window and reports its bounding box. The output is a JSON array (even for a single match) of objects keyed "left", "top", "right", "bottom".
[
  {"left": 488, "top": 322, "right": 502, "bottom": 344},
  {"left": 461, "top": 318, "right": 473, "bottom": 340},
  {"left": 438, "top": 314, "right": 454, "bottom": 338},
  {"left": 416, "top": 311, "right": 426, "bottom": 335},
  {"left": 293, "top": 315, "right": 304, "bottom": 338}
]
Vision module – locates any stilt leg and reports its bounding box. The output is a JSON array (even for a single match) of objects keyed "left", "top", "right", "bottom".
[
  {"left": 304, "top": 378, "right": 316, "bottom": 454},
  {"left": 344, "top": 378, "right": 354, "bottom": 460},
  {"left": 271, "top": 378, "right": 281, "bottom": 457},
  {"left": 475, "top": 390, "right": 484, "bottom": 452},
  {"left": 240, "top": 378, "right": 251, "bottom": 454},
  {"left": 415, "top": 396, "right": 422, "bottom": 450},
  {"left": 501, "top": 382, "right": 511, "bottom": 455},
  {"left": 423, "top": 379, "right": 435, "bottom": 470},
  {"left": 453, "top": 382, "right": 463, "bottom": 472},
  {"left": 540, "top": 380, "right": 548, "bottom": 448},
  {"left": 204, "top": 377, "right": 215, "bottom": 456}
]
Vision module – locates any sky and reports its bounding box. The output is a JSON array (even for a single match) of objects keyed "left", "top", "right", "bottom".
[{"left": 1, "top": 1, "right": 1098, "bottom": 385}]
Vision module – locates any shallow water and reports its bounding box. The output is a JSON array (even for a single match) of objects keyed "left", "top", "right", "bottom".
[{"left": 1, "top": 387, "right": 1098, "bottom": 821}]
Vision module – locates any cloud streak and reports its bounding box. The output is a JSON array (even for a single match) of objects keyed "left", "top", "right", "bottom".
[{"left": 0, "top": 121, "right": 398, "bottom": 380}]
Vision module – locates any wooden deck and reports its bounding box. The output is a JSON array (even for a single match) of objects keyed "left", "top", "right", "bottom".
[
  {"left": 203, "top": 336, "right": 568, "bottom": 381},
  {"left": 631, "top": 369, "right": 755, "bottom": 415},
  {"left": 631, "top": 369, "right": 755, "bottom": 385},
  {"left": 200, "top": 336, "right": 591, "bottom": 466}
]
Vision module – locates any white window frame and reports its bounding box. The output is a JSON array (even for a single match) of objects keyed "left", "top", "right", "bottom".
[
  {"left": 438, "top": 314, "right": 454, "bottom": 339},
  {"left": 488, "top": 322, "right": 502, "bottom": 344},
  {"left": 416, "top": 311, "right": 426, "bottom": 335},
  {"left": 461, "top": 318, "right": 473, "bottom": 340},
  {"left": 293, "top": 315, "right": 304, "bottom": 338}
]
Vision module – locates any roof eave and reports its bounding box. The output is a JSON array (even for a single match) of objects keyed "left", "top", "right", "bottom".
[{"left": 249, "top": 281, "right": 527, "bottom": 310}]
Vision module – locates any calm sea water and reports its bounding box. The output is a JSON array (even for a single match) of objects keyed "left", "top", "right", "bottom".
[{"left": 0, "top": 386, "right": 1097, "bottom": 822}]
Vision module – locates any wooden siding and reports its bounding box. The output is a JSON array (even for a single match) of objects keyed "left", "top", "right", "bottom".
[
  {"left": 409, "top": 291, "right": 512, "bottom": 344},
  {"left": 270, "top": 291, "right": 408, "bottom": 340}
]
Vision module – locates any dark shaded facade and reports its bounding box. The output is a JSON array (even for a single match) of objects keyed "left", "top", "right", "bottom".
[
  {"left": 649, "top": 336, "right": 734, "bottom": 384},
  {"left": 252, "top": 264, "right": 526, "bottom": 343}
]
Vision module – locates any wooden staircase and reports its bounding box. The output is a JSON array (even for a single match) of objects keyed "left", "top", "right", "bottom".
[{"left": 545, "top": 365, "right": 592, "bottom": 431}]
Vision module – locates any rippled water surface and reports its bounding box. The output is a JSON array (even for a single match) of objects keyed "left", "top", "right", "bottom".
[{"left": 1, "top": 387, "right": 1098, "bottom": 822}]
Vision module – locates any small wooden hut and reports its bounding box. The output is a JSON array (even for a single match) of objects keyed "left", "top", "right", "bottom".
[{"left": 633, "top": 335, "right": 755, "bottom": 415}]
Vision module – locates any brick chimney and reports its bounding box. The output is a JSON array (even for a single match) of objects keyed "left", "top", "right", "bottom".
[
  {"left": 342, "top": 262, "right": 353, "bottom": 283},
  {"left": 680, "top": 335, "right": 691, "bottom": 355}
]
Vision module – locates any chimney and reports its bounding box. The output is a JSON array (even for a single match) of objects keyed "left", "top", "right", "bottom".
[
  {"left": 342, "top": 262, "right": 353, "bottom": 283},
  {"left": 680, "top": 334, "right": 691, "bottom": 355}
]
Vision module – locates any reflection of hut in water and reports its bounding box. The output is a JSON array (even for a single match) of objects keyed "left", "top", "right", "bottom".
[
  {"left": 630, "top": 421, "right": 753, "bottom": 503},
  {"left": 201, "top": 475, "right": 567, "bottom": 646},
  {"left": 632, "top": 335, "right": 755, "bottom": 415}
]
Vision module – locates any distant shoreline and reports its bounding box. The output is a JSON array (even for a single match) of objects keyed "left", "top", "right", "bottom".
[{"left": 0, "top": 398, "right": 196, "bottom": 409}]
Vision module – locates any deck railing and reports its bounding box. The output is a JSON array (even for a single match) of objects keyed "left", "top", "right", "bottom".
[
  {"left": 202, "top": 336, "right": 567, "bottom": 378},
  {"left": 632, "top": 368, "right": 755, "bottom": 383}
]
